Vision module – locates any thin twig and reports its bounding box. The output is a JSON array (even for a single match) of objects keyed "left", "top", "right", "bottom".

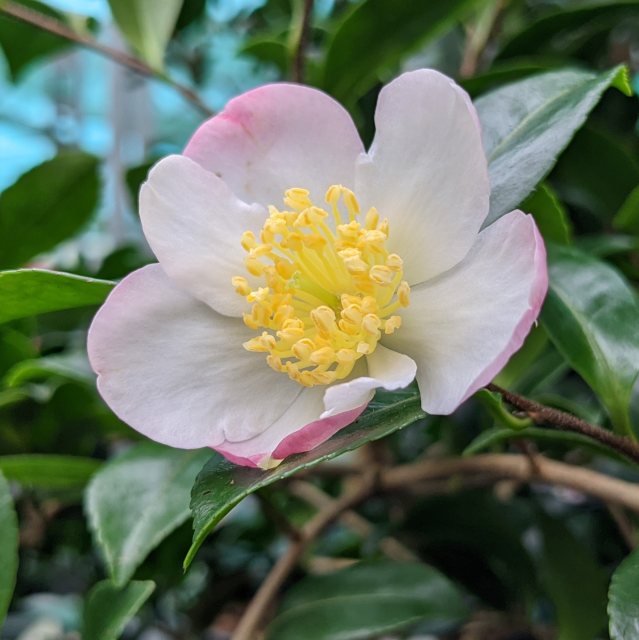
[
  {"left": 488, "top": 383, "right": 639, "bottom": 465},
  {"left": 289, "top": 480, "right": 418, "bottom": 562},
  {"left": 607, "top": 504, "right": 637, "bottom": 550},
  {"left": 382, "top": 453, "right": 639, "bottom": 514},
  {"left": 0, "top": 0, "right": 213, "bottom": 116},
  {"left": 231, "top": 471, "right": 377, "bottom": 640},
  {"left": 292, "top": 0, "right": 314, "bottom": 82}
]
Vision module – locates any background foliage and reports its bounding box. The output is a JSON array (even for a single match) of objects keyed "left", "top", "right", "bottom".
[{"left": 1, "top": 0, "right": 639, "bottom": 638}]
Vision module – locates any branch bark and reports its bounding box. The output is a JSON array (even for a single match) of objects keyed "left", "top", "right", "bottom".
[
  {"left": 488, "top": 383, "right": 639, "bottom": 465},
  {"left": 0, "top": 0, "right": 213, "bottom": 116},
  {"left": 292, "top": 0, "right": 314, "bottom": 82}
]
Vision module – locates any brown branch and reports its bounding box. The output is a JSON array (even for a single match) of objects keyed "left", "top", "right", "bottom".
[
  {"left": 289, "top": 480, "right": 418, "bottom": 562},
  {"left": 382, "top": 453, "right": 639, "bottom": 514},
  {"left": 231, "top": 471, "right": 377, "bottom": 640},
  {"left": 292, "top": 0, "right": 314, "bottom": 83},
  {"left": 487, "top": 383, "right": 639, "bottom": 465},
  {"left": 0, "top": 0, "right": 213, "bottom": 117}
]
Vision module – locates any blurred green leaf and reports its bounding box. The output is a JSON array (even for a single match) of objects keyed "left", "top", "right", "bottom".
[
  {"left": 83, "top": 579, "right": 155, "bottom": 640},
  {"left": 477, "top": 65, "right": 630, "bottom": 225},
  {"left": 463, "top": 426, "right": 626, "bottom": 461},
  {"left": 108, "top": 0, "right": 184, "bottom": 70},
  {"left": 609, "top": 548, "right": 639, "bottom": 640},
  {"left": 537, "top": 511, "right": 608, "bottom": 640},
  {"left": 322, "top": 0, "right": 482, "bottom": 103},
  {"left": 541, "top": 244, "right": 639, "bottom": 435},
  {"left": 5, "top": 352, "right": 93, "bottom": 387},
  {"left": 576, "top": 234, "right": 639, "bottom": 257},
  {"left": 498, "top": 1, "right": 639, "bottom": 60},
  {"left": 522, "top": 182, "right": 572, "bottom": 244},
  {"left": 241, "top": 37, "right": 289, "bottom": 73},
  {"left": 0, "top": 0, "right": 71, "bottom": 79},
  {"left": 614, "top": 185, "right": 639, "bottom": 233},
  {"left": 267, "top": 560, "right": 469, "bottom": 639},
  {"left": 0, "top": 454, "right": 100, "bottom": 489},
  {"left": 0, "top": 152, "right": 100, "bottom": 269},
  {"left": 0, "top": 471, "right": 18, "bottom": 627},
  {"left": 86, "top": 443, "right": 210, "bottom": 586},
  {"left": 0, "top": 269, "right": 114, "bottom": 324},
  {"left": 186, "top": 389, "right": 424, "bottom": 568},
  {"left": 553, "top": 127, "right": 639, "bottom": 223}
]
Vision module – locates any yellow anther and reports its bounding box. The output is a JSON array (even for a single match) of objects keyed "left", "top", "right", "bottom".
[
  {"left": 233, "top": 185, "right": 410, "bottom": 387},
  {"left": 369, "top": 265, "right": 394, "bottom": 285},
  {"left": 241, "top": 231, "right": 257, "bottom": 251},
  {"left": 384, "top": 315, "right": 402, "bottom": 334},
  {"left": 231, "top": 276, "right": 251, "bottom": 296},
  {"left": 398, "top": 281, "right": 411, "bottom": 307}
]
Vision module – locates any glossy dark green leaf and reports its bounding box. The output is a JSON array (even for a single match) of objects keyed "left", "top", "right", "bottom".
[
  {"left": 463, "top": 426, "right": 626, "bottom": 462},
  {"left": 541, "top": 244, "right": 639, "bottom": 434},
  {"left": 614, "top": 185, "right": 639, "bottom": 233},
  {"left": 609, "top": 548, "right": 639, "bottom": 640},
  {"left": 0, "top": 152, "right": 100, "bottom": 269},
  {"left": 186, "top": 390, "right": 424, "bottom": 568},
  {"left": 0, "top": 0, "right": 70, "bottom": 79},
  {"left": 267, "top": 561, "right": 468, "bottom": 640},
  {"left": 498, "top": 1, "right": 639, "bottom": 60},
  {"left": 108, "top": 0, "right": 183, "bottom": 70},
  {"left": 0, "top": 269, "right": 114, "bottom": 324},
  {"left": 86, "top": 443, "right": 211, "bottom": 585},
  {"left": 322, "top": 0, "right": 481, "bottom": 103},
  {"left": 522, "top": 182, "right": 572, "bottom": 244},
  {"left": 83, "top": 579, "right": 155, "bottom": 640},
  {"left": 553, "top": 127, "right": 639, "bottom": 222},
  {"left": 477, "top": 66, "right": 630, "bottom": 224},
  {"left": 537, "top": 511, "right": 608, "bottom": 640},
  {"left": 0, "top": 455, "right": 101, "bottom": 489},
  {"left": 576, "top": 234, "right": 639, "bottom": 258},
  {"left": 0, "top": 471, "right": 18, "bottom": 627}
]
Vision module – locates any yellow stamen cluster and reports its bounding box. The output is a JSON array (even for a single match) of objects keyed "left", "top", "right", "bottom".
[{"left": 232, "top": 185, "right": 410, "bottom": 387}]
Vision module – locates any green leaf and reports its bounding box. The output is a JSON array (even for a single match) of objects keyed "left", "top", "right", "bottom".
[
  {"left": 322, "top": 0, "right": 481, "bottom": 103},
  {"left": 0, "top": 455, "right": 100, "bottom": 489},
  {"left": 498, "top": 1, "right": 639, "bottom": 60},
  {"left": 541, "top": 244, "right": 639, "bottom": 435},
  {"left": 0, "top": 470, "right": 18, "bottom": 627},
  {"left": 576, "top": 234, "right": 639, "bottom": 258},
  {"left": 0, "top": 269, "right": 114, "bottom": 324},
  {"left": 0, "top": 152, "right": 100, "bottom": 269},
  {"left": 477, "top": 65, "right": 630, "bottom": 225},
  {"left": 0, "top": 0, "right": 70, "bottom": 79},
  {"left": 267, "top": 560, "right": 468, "bottom": 640},
  {"left": 86, "top": 443, "right": 210, "bottom": 586},
  {"left": 186, "top": 390, "right": 424, "bottom": 568},
  {"left": 522, "top": 183, "right": 572, "bottom": 244},
  {"left": 4, "top": 353, "right": 93, "bottom": 387},
  {"left": 609, "top": 548, "right": 639, "bottom": 640},
  {"left": 83, "top": 579, "right": 155, "bottom": 640},
  {"left": 241, "top": 38, "right": 289, "bottom": 73},
  {"left": 108, "top": 0, "right": 184, "bottom": 70},
  {"left": 614, "top": 185, "right": 639, "bottom": 233},
  {"left": 463, "top": 426, "right": 627, "bottom": 462},
  {"left": 537, "top": 511, "right": 608, "bottom": 640}
]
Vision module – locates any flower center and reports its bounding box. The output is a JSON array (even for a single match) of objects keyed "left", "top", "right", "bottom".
[{"left": 232, "top": 185, "right": 410, "bottom": 387}]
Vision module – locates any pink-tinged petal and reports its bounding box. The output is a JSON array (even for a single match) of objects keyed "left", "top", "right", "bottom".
[
  {"left": 355, "top": 69, "right": 490, "bottom": 285},
  {"left": 383, "top": 211, "right": 548, "bottom": 415},
  {"left": 88, "top": 264, "right": 305, "bottom": 449},
  {"left": 323, "top": 345, "right": 417, "bottom": 416},
  {"left": 139, "top": 155, "right": 266, "bottom": 317},
  {"left": 184, "top": 84, "right": 365, "bottom": 206}
]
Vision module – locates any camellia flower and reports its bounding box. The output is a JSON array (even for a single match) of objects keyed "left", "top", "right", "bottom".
[{"left": 88, "top": 69, "right": 547, "bottom": 469}]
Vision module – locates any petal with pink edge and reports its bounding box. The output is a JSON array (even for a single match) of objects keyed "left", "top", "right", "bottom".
[
  {"left": 139, "top": 155, "right": 266, "bottom": 317},
  {"left": 355, "top": 69, "right": 490, "bottom": 286},
  {"left": 383, "top": 210, "right": 547, "bottom": 415},
  {"left": 88, "top": 264, "right": 305, "bottom": 449},
  {"left": 184, "top": 83, "right": 365, "bottom": 206}
]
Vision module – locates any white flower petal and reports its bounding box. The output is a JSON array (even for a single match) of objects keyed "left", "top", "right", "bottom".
[
  {"left": 139, "top": 155, "right": 266, "bottom": 317},
  {"left": 383, "top": 210, "right": 548, "bottom": 414},
  {"left": 355, "top": 69, "right": 490, "bottom": 285},
  {"left": 87, "top": 264, "right": 305, "bottom": 449},
  {"left": 183, "top": 83, "right": 365, "bottom": 205}
]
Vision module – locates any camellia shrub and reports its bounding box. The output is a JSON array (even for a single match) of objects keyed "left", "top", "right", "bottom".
[{"left": 0, "top": 1, "right": 638, "bottom": 639}]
